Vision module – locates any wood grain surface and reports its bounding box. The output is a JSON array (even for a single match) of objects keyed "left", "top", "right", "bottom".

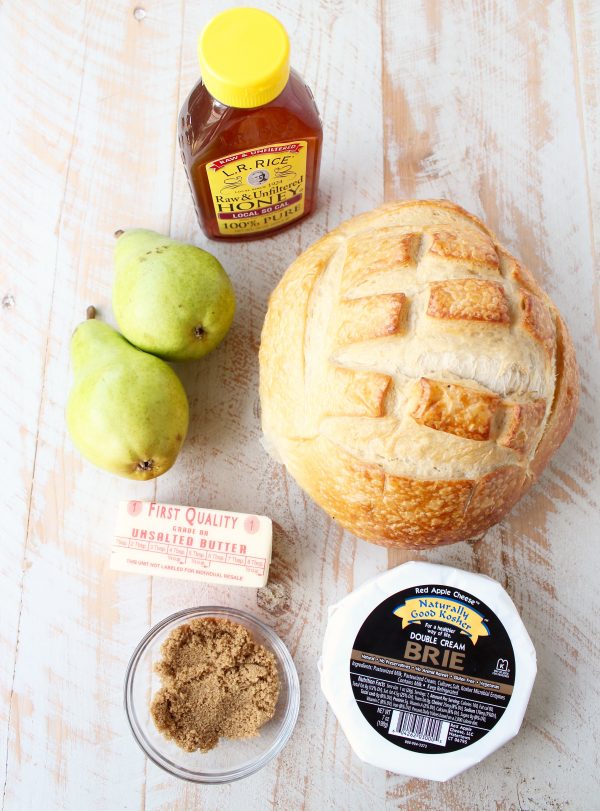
[{"left": 1, "top": 1, "right": 598, "bottom": 809}]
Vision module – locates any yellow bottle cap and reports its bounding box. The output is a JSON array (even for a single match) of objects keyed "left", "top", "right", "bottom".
[{"left": 198, "top": 8, "right": 290, "bottom": 109}]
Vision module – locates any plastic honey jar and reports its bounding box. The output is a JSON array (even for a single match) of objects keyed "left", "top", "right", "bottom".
[{"left": 178, "top": 8, "right": 323, "bottom": 241}]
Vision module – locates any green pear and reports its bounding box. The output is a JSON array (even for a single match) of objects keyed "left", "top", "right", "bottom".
[
  {"left": 66, "top": 307, "right": 189, "bottom": 480},
  {"left": 113, "top": 229, "right": 236, "bottom": 361}
]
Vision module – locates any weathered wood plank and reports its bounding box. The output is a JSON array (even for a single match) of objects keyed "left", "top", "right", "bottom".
[
  {"left": 0, "top": 0, "right": 94, "bottom": 802},
  {"left": 1, "top": 2, "right": 185, "bottom": 808},
  {"left": 572, "top": 2, "right": 600, "bottom": 295},
  {"left": 383, "top": 0, "right": 600, "bottom": 807}
]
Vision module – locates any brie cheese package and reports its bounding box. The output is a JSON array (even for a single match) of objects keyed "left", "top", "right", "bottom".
[
  {"left": 111, "top": 500, "right": 272, "bottom": 587},
  {"left": 319, "top": 561, "right": 537, "bottom": 781}
]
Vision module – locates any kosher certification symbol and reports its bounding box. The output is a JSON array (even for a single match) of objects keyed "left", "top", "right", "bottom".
[{"left": 493, "top": 658, "right": 511, "bottom": 677}]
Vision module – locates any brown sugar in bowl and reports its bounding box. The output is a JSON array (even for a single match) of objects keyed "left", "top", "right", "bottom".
[
  {"left": 258, "top": 200, "right": 579, "bottom": 548},
  {"left": 150, "top": 617, "right": 280, "bottom": 753},
  {"left": 124, "top": 607, "right": 299, "bottom": 783}
]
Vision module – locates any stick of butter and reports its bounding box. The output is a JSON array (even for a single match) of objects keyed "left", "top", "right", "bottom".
[{"left": 111, "top": 500, "right": 272, "bottom": 587}]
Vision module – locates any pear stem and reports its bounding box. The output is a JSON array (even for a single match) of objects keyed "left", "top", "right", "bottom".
[
  {"left": 86, "top": 305, "right": 96, "bottom": 320},
  {"left": 114, "top": 229, "right": 124, "bottom": 238}
]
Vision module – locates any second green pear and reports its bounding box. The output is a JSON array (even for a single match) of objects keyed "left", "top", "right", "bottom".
[
  {"left": 113, "top": 229, "right": 236, "bottom": 361},
  {"left": 66, "top": 309, "right": 189, "bottom": 480}
]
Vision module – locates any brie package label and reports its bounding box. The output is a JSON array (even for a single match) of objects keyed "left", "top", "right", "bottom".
[
  {"left": 319, "top": 561, "right": 537, "bottom": 781},
  {"left": 111, "top": 500, "right": 272, "bottom": 587},
  {"left": 351, "top": 583, "right": 515, "bottom": 754}
]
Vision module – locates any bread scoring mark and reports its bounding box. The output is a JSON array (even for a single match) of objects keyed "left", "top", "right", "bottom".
[
  {"left": 520, "top": 291, "right": 555, "bottom": 356},
  {"left": 497, "top": 399, "right": 547, "bottom": 454},
  {"left": 305, "top": 434, "right": 526, "bottom": 545},
  {"left": 301, "top": 236, "right": 346, "bottom": 373},
  {"left": 427, "top": 278, "right": 510, "bottom": 323},
  {"left": 500, "top": 249, "right": 538, "bottom": 292},
  {"left": 410, "top": 377, "right": 501, "bottom": 440},
  {"left": 332, "top": 341, "right": 548, "bottom": 398},
  {"left": 324, "top": 367, "right": 391, "bottom": 417},
  {"left": 319, "top": 411, "right": 518, "bottom": 480},
  {"left": 334, "top": 293, "right": 407, "bottom": 347},
  {"left": 529, "top": 312, "right": 579, "bottom": 479},
  {"left": 299, "top": 434, "right": 482, "bottom": 545},
  {"left": 297, "top": 240, "right": 346, "bottom": 393},
  {"left": 341, "top": 228, "right": 420, "bottom": 294},
  {"left": 426, "top": 228, "right": 500, "bottom": 273},
  {"left": 414, "top": 230, "right": 430, "bottom": 264}
]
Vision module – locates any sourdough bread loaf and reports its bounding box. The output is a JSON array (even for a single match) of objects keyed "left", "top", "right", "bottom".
[{"left": 259, "top": 200, "right": 579, "bottom": 547}]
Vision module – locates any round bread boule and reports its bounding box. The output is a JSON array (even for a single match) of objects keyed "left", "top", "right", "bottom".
[{"left": 259, "top": 200, "right": 579, "bottom": 548}]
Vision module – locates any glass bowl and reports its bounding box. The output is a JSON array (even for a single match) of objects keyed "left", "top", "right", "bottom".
[{"left": 124, "top": 606, "right": 300, "bottom": 783}]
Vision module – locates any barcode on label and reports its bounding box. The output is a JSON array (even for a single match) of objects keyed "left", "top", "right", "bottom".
[{"left": 389, "top": 710, "right": 450, "bottom": 746}]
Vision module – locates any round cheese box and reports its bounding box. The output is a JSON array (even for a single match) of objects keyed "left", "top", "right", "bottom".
[{"left": 319, "top": 561, "right": 537, "bottom": 781}]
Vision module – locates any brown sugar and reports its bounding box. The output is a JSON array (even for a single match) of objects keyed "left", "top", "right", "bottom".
[{"left": 150, "top": 617, "right": 280, "bottom": 753}]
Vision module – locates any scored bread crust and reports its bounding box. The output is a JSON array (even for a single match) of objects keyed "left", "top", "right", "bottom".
[{"left": 259, "top": 200, "right": 579, "bottom": 547}]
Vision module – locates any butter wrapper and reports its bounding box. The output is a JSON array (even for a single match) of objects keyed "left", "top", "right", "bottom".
[{"left": 111, "top": 500, "right": 272, "bottom": 587}]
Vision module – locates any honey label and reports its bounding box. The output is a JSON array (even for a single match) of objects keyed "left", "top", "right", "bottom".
[{"left": 204, "top": 141, "right": 307, "bottom": 235}]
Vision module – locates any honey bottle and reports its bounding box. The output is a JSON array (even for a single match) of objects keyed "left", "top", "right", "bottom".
[{"left": 178, "top": 8, "right": 323, "bottom": 241}]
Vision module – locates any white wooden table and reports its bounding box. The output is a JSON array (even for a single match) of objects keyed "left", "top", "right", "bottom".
[{"left": 2, "top": 2, "right": 599, "bottom": 809}]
